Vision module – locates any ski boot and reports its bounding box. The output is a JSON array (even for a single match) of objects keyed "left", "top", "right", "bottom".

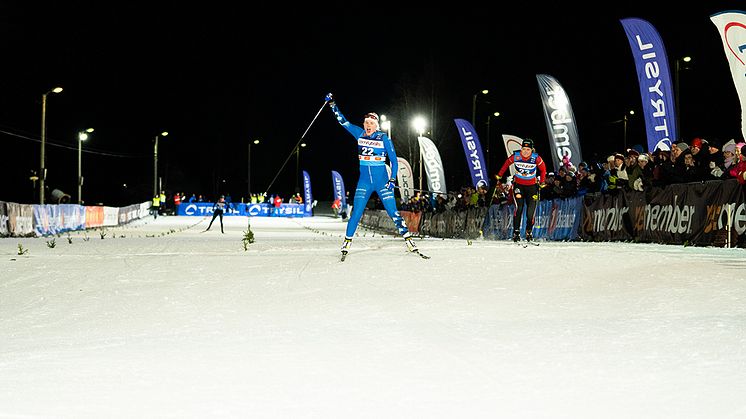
[
  {"left": 525, "top": 232, "right": 533, "bottom": 243},
  {"left": 512, "top": 231, "right": 521, "bottom": 243},
  {"left": 340, "top": 237, "right": 353, "bottom": 255},
  {"left": 404, "top": 235, "right": 418, "bottom": 252}
]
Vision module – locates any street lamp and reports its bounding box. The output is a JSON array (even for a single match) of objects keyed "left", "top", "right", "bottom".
[
  {"left": 39, "top": 86, "right": 63, "bottom": 204},
  {"left": 623, "top": 110, "right": 635, "bottom": 151},
  {"left": 380, "top": 114, "right": 392, "bottom": 139},
  {"left": 412, "top": 116, "right": 427, "bottom": 190},
  {"left": 471, "top": 89, "right": 489, "bottom": 127},
  {"left": 77, "top": 128, "right": 94, "bottom": 204},
  {"left": 153, "top": 131, "right": 168, "bottom": 198},
  {"left": 295, "top": 142, "right": 306, "bottom": 193},
  {"left": 674, "top": 55, "right": 692, "bottom": 139},
  {"left": 248, "top": 139, "right": 260, "bottom": 198},
  {"left": 485, "top": 111, "right": 500, "bottom": 170}
]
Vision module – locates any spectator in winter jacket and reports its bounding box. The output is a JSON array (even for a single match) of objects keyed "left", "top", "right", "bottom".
[
  {"left": 690, "top": 137, "right": 712, "bottom": 180},
  {"left": 609, "top": 153, "right": 628, "bottom": 191},
  {"left": 559, "top": 171, "right": 578, "bottom": 198},
  {"left": 272, "top": 194, "right": 282, "bottom": 216},
  {"left": 625, "top": 149, "right": 643, "bottom": 191},
  {"left": 331, "top": 198, "right": 341, "bottom": 218},
  {"left": 707, "top": 138, "right": 725, "bottom": 174},
  {"left": 636, "top": 153, "right": 654, "bottom": 191},
  {"left": 652, "top": 149, "right": 672, "bottom": 187}
]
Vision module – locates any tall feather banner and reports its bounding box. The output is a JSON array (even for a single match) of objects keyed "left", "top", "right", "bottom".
[
  {"left": 536, "top": 74, "right": 583, "bottom": 171},
  {"left": 711, "top": 10, "right": 746, "bottom": 140},
  {"left": 621, "top": 17, "right": 677, "bottom": 152}
]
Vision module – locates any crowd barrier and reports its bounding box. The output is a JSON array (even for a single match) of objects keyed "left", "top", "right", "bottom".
[
  {"left": 176, "top": 202, "right": 308, "bottom": 217},
  {"left": 0, "top": 200, "right": 151, "bottom": 237},
  {"left": 360, "top": 179, "right": 745, "bottom": 247},
  {"left": 580, "top": 179, "right": 745, "bottom": 246}
]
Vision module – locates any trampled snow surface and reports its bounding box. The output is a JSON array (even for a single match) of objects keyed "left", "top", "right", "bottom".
[{"left": 2, "top": 215, "right": 745, "bottom": 418}]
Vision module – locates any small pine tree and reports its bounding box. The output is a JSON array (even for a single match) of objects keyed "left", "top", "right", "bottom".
[
  {"left": 46, "top": 238, "right": 56, "bottom": 248},
  {"left": 242, "top": 228, "right": 255, "bottom": 251},
  {"left": 17, "top": 244, "right": 28, "bottom": 255}
]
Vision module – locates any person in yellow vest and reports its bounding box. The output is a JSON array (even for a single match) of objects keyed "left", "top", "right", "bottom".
[
  {"left": 159, "top": 191, "right": 167, "bottom": 215},
  {"left": 151, "top": 194, "right": 161, "bottom": 219}
]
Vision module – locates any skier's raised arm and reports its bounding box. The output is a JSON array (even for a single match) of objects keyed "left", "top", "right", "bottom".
[{"left": 325, "top": 93, "right": 363, "bottom": 139}]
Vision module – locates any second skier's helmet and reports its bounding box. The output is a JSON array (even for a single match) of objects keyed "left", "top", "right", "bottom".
[{"left": 521, "top": 138, "right": 534, "bottom": 149}]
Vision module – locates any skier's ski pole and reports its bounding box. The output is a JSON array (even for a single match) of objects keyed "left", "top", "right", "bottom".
[{"left": 264, "top": 100, "right": 328, "bottom": 193}]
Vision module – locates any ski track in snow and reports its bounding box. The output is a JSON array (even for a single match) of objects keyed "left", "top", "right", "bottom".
[{"left": 1, "top": 215, "right": 745, "bottom": 418}]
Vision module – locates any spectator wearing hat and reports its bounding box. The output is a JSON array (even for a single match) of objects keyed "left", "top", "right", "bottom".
[
  {"left": 690, "top": 137, "right": 712, "bottom": 180},
  {"left": 707, "top": 138, "right": 725, "bottom": 172},
  {"left": 585, "top": 162, "right": 604, "bottom": 193},
  {"left": 608, "top": 153, "right": 629, "bottom": 191},
  {"left": 652, "top": 149, "right": 672, "bottom": 187},
  {"left": 713, "top": 139, "right": 745, "bottom": 179},
  {"left": 560, "top": 170, "right": 578, "bottom": 198},
  {"left": 575, "top": 164, "right": 593, "bottom": 195},
  {"left": 681, "top": 149, "right": 701, "bottom": 183},
  {"left": 626, "top": 149, "right": 644, "bottom": 191},
  {"left": 665, "top": 142, "right": 688, "bottom": 183},
  {"left": 599, "top": 155, "right": 615, "bottom": 193},
  {"left": 723, "top": 139, "right": 746, "bottom": 182},
  {"left": 495, "top": 137, "right": 547, "bottom": 243},
  {"left": 636, "top": 153, "right": 654, "bottom": 191}
]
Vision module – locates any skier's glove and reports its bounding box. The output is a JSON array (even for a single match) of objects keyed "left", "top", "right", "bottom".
[
  {"left": 325, "top": 93, "right": 335, "bottom": 107},
  {"left": 385, "top": 178, "right": 396, "bottom": 190},
  {"left": 494, "top": 174, "right": 502, "bottom": 183}
]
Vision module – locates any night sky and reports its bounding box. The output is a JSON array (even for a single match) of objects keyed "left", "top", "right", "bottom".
[{"left": 1, "top": 2, "right": 743, "bottom": 206}]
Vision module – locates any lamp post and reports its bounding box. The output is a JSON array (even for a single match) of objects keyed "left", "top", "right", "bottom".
[
  {"left": 295, "top": 142, "right": 306, "bottom": 193},
  {"left": 471, "top": 89, "right": 489, "bottom": 127},
  {"left": 77, "top": 128, "right": 94, "bottom": 204},
  {"left": 39, "top": 86, "right": 63, "bottom": 204},
  {"left": 412, "top": 116, "right": 427, "bottom": 191},
  {"left": 674, "top": 56, "right": 692, "bottom": 140},
  {"left": 380, "top": 114, "right": 392, "bottom": 139},
  {"left": 623, "top": 110, "right": 635, "bottom": 151},
  {"left": 153, "top": 131, "right": 168, "bottom": 199},
  {"left": 622, "top": 109, "right": 635, "bottom": 152},
  {"left": 248, "top": 139, "right": 260, "bottom": 198},
  {"left": 485, "top": 111, "right": 500, "bottom": 170}
]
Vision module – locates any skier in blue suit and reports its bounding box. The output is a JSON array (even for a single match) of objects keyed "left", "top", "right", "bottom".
[{"left": 325, "top": 93, "right": 417, "bottom": 256}]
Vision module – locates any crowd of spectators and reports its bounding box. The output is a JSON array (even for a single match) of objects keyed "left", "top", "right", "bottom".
[
  {"left": 540, "top": 137, "right": 746, "bottom": 200},
  {"left": 392, "top": 136, "right": 746, "bottom": 214}
]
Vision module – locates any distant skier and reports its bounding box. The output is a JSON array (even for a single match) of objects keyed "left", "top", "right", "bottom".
[
  {"left": 495, "top": 138, "right": 547, "bottom": 243},
  {"left": 205, "top": 195, "right": 227, "bottom": 233},
  {"left": 325, "top": 93, "right": 419, "bottom": 257}
]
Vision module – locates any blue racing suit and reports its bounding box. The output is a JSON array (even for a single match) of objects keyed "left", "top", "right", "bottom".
[{"left": 331, "top": 103, "right": 409, "bottom": 239}]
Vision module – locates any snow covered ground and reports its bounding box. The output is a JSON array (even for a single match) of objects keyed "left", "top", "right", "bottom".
[{"left": 1, "top": 214, "right": 745, "bottom": 418}]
